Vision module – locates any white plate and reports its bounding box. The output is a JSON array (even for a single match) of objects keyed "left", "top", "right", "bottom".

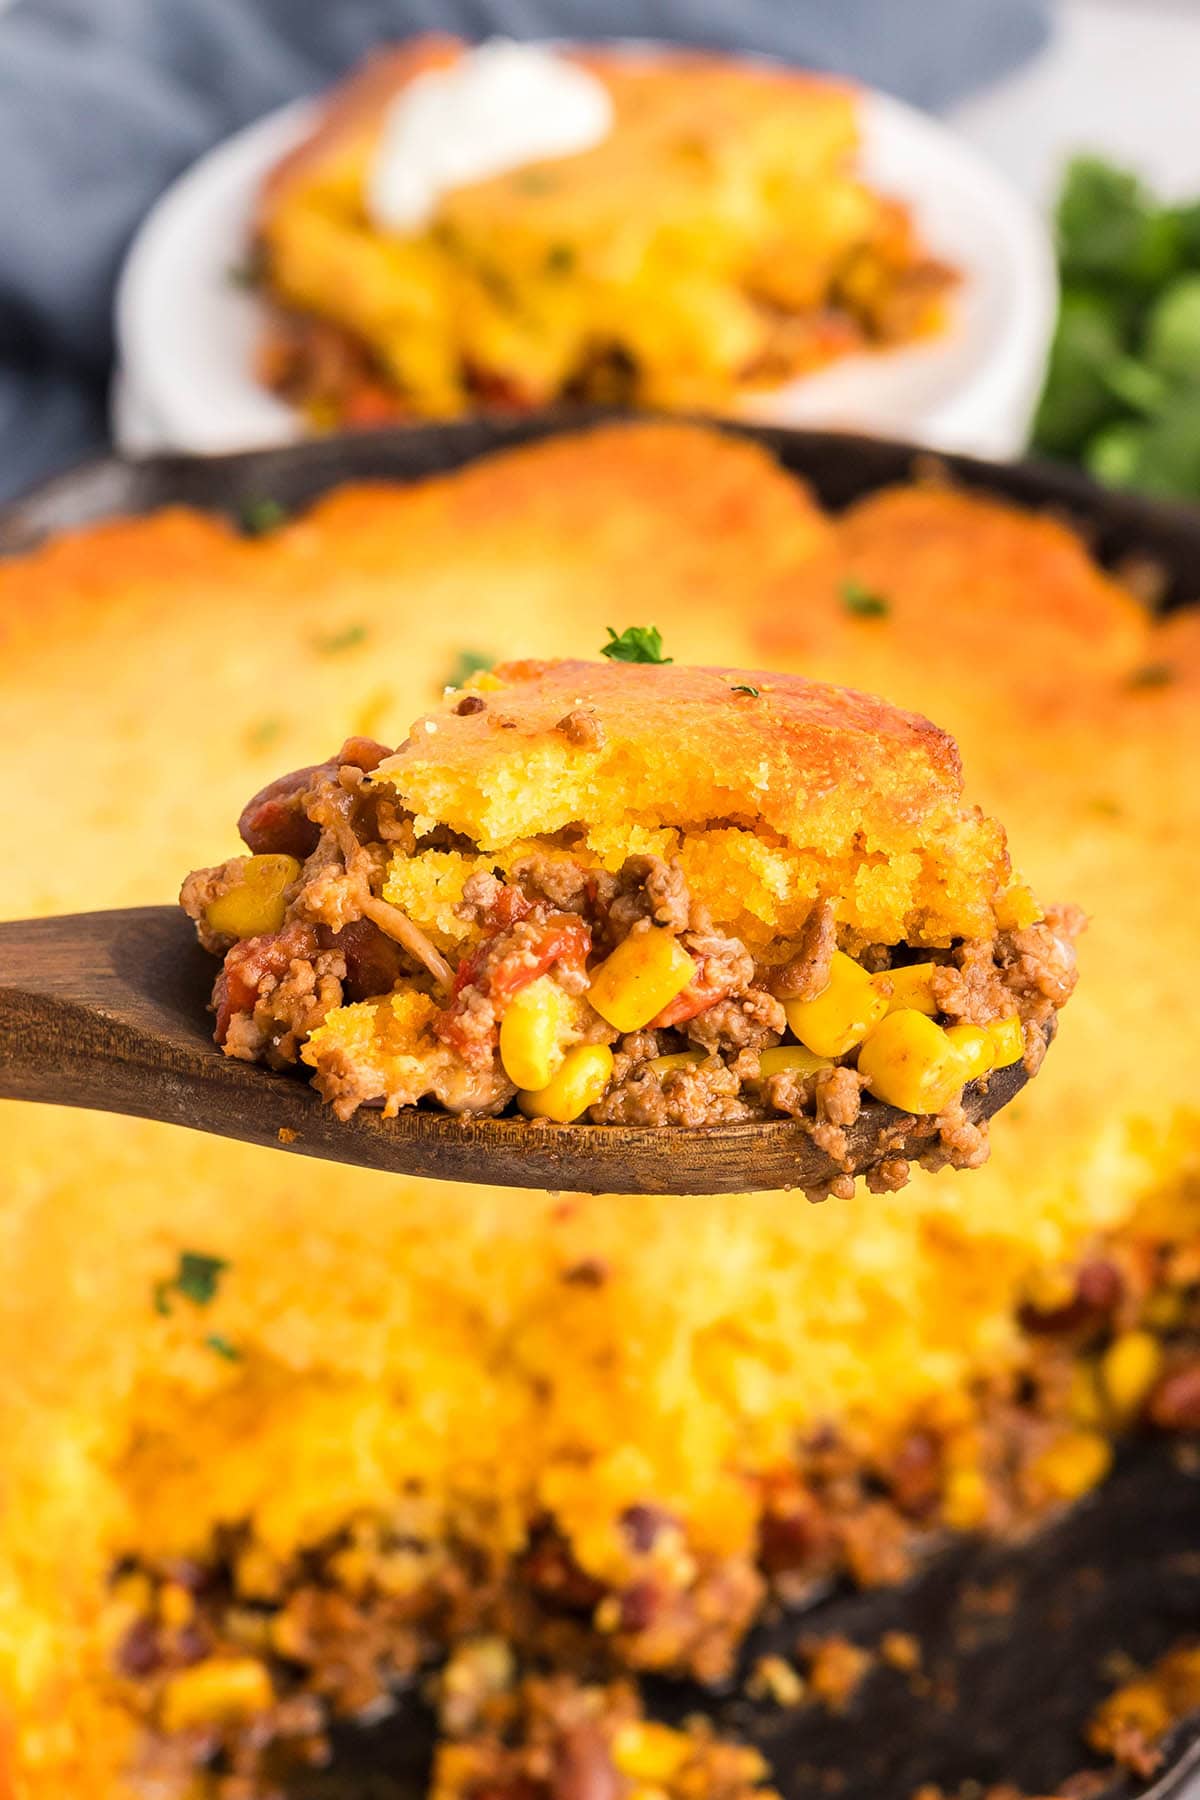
[{"left": 114, "top": 70, "right": 1056, "bottom": 459}]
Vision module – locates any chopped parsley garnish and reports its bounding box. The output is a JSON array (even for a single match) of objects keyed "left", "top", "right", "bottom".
[
  {"left": 314, "top": 623, "right": 369, "bottom": 655},
  {"left": 238, "top": 497, "right": 289, "bottom": 537},
  {"left": 246, "top": 716, "right": 282, "bottom": 750},
  {"left": 226, "top": 257, "right": 259, "bottom": 291},
  {"left": 601, "top": 625, "right": 672, "bottom": 665},
  {"left": 445, "top": 648, "right": 495, "bottom": 689},
  {"left": 545, "top": 243, "right": 576, "bottom": 274},
  {"left": 730, "top": 683, "right": 760, "bottom": 697},
  {"left": 1127, "top": 661, "right": 1174, "bottom": 688},
  {"left": 205, "top": 1333, "right": 242, "bottom": 1363},
  {"left": 840, "top": 578, "right": 891, "bottom": 619},
  {"left": 154, "top": 1250, "right": 229, "bottom": 1316},
  {"left": 514, "top": 169, "right": 557, "bottom": 193}
]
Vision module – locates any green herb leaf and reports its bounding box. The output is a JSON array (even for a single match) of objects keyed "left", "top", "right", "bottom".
[
  {"left": 840, "top": 578, "right": 891, "bottom": 619},
  {"left": 238, "top": 497, "right": 289, "bottom": 537},
  {"left": 514, "top": 169, "right": 556, "bottom": 193},
  {"left": 1032, "top": 289, "right": 1127, "bottom": 458},
  {"left": 601, "top": 625, "right": 672, "bottom": 665},
  {"left": 154, "top": 1250, "right": 229, "bottom": 1316},
  {"left": 1056, "top": 157, "right": 1183, "bottom": 290},
  {"left": 177, "top": 1251, "right": 229, "bottom": 1306},
  {"left": 1127, "top": 661, "right": 1175, "bottom": 689},
  {"left": 205, "top": 1333, "right": 242, "bottom": 1362},
  {"left": 1101, "top": 355, "right": 1169, "bottom": 418},
  {"left": 1144, "top": 274, "right": 1200, "bottom": 381},
  {"left": 730, "top": 683, "right": 760, "bottom": 697},
  {"left": 314, "top": 623, "right": 369, "bottom": 655},
  {"left": 1084, "top": 420, "right": 1148, "bottom": 490},
  {"left": 444, "top": 648, "right": 495, "bottom": 689},
  {"left": 246, "top": 717, "right": 283, "bottom": 751}
]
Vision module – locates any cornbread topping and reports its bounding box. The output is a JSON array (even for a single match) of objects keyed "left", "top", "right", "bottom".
[
  {"left": 180, "top": 656, "right": 1079, "bottom": 1193},
  {"left": 368, "top": 39, "right": 614, "bottom": 233},
  {"left": 255, "top": 37, "right": 956, "bottom": 423},
  {"left": 2, "top": 422, "right": 1198, "bottom": 1800}
]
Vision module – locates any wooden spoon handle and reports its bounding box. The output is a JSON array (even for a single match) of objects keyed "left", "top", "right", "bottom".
[{"left": 0, "top": 906, "right": 222, "bottom": 1116}]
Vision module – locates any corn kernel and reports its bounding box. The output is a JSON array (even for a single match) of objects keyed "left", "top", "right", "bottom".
[
  {"left": 856, "top": 1010, "right": 967, "bottom": 1115},
  {"left": 648, "top": 1050, "right": 706, "bottom": 1076},
  {"left": 499, "top": 977, "right": 572, "bottom": 1091},
  {"left": 1100, "top": 1330, "right": 1164, "bottom": 1422},
  {"left": 942, "top": 1466, "right": 988, "bottom": 1531},
  {"left": 587, "top": 929, "right": 695, "bottom": 1033},
  {"left": 205, "top": 853, "right": 301, "bottom": 940},
  {"left": 987, "top": 1014, "right": 1025, "bottom": 1069},
  {"left": 1069, "top": 1362, "right": 1105, "bottom": 1429},
  {"left": 945, "top": 1023, "right": 995, "bottom": 1084},
  {"left": 518, "top": 1044, "right": 614, "bottom": 1123},
  {"left": 783, "top": 950, "right": 888, "bottom": 1059},
  {"left": 158, "top": 1583, "right": 195, "bottom": 1629},
  {"left": 756, "top": 1045, "right": 834, "bottom": 1079},
  {"left": 612, "top": 1722, "right": 691, "bottom": 1782},
  {"left": 161, "top": 1657, "right": 274, "bottom": 1733},
  {"left": 877, "top": 961, "right": 940, "bottom": 1017},
  {"left": 1032, "top": 1429, "right": 1112, "bottom": 1502}
]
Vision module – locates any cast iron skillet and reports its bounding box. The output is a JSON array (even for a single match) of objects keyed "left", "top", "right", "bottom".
[{"left": 2, "top": 412, "right": 1198, "bottom": 1798}]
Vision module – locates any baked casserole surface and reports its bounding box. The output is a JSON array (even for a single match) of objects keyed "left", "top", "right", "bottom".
[
  {"left": 0, "top": 423, "right": 1197, "bottom": 1798},
  {"left": 256, "top": 39, "right": 954, "bottom": 425}
]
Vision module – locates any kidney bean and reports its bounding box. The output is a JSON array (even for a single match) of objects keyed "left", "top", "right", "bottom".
[
  {"left": 237, "top": 738, "right": 392, "bottom": 857},
  {"left": 1148, "top": 1361, "right": 1200, "bottom": 1432},
  {"left": 317, "top": 919, "right": 407, "bottom": 1001},
  {"left": 553, "top": 1724, "right": 619, "bottom": 1800}
]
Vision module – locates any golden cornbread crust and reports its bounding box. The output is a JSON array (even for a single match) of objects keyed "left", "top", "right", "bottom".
[
  {"left": 254, "top": 37, "right": 955, "bottom": 424},
  {"left": 180, "top": 655, "right": 1074, "bottom": 1191},
  {"left": 1, "top": 422, "right": 1198, "bottom": 1800}
]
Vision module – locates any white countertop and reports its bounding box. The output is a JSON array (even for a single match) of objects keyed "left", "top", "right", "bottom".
[{"left": 949, "top": 0, "right": 1200, "bottom": 199}]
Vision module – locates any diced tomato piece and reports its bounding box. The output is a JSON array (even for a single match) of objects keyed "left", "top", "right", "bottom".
[
  {"left": 438, "top": 913, "right": 591, "bottom": 1061},
  {"left": 649, "top": 952, "right": 733, "bottom": 1029},
  {"left": 213, "top": 922, "right": 315, "bottom": 1043}
]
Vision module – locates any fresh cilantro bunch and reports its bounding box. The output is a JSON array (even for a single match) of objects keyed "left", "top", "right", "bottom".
[{"left": 1033, "top": 157, "right": 1200, "bottom": 501}]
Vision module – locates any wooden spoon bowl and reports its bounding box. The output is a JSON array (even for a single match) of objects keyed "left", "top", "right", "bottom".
[{"left": 0, "top": 907, "right": 1045, "bottom": 1195}]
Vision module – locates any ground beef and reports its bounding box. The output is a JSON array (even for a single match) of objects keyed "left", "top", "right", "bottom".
[
  {"left": 806, "top": 1067, "right": 867, "bottom": 1164},
  {"left": 930, "top": 940, "right": 1014, "bottom": 1027},
  {"left": 608, "top": 855, "right": 691, "bottom": 939},
  {"left": 684, "top": 986, "right": 785, "bottom": 1053},
  {"left": 215, "top": 925, "right": 344, "bottom": 1068},
  {"left": 997, "top": 905, "right": 1084, "bottom": 1018},
  {"left": 590, "top": 1057, "right": 756, "bottom": 1126},
  {"left": 510, "top": 853, "right": 617, "bottom": 920},
  {"left": 768, "top": 900, "right": 838, "bottom": 1001},
  {"left": 918, "top": 1098, "right": 991, "bottom": 1174}
]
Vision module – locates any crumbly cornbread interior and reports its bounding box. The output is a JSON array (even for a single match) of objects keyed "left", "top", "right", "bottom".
[
  {"left": 256, "top": 39, "right": 953, "bottom": 422},
  {"left": 0, "top": 423, "right": 1197, "bottom": 1798}
]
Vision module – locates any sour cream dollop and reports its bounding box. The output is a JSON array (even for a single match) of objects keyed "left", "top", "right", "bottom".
[{"left": 368, "top": 39, "right": 614, "bottom": 234}]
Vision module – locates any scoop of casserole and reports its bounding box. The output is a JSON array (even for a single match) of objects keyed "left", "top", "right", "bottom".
[{"left": 181, "top": 656, "right": 1078, "bottom": 1195}]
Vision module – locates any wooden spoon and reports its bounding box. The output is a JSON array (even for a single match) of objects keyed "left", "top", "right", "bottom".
[{"left": 0, "top": 907, "right": 1045, "bottom": 1196}]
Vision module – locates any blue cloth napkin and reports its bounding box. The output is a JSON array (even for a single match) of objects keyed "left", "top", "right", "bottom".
[{"left": 0, "top": 0, "right": 1049, "bottom": 503}]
